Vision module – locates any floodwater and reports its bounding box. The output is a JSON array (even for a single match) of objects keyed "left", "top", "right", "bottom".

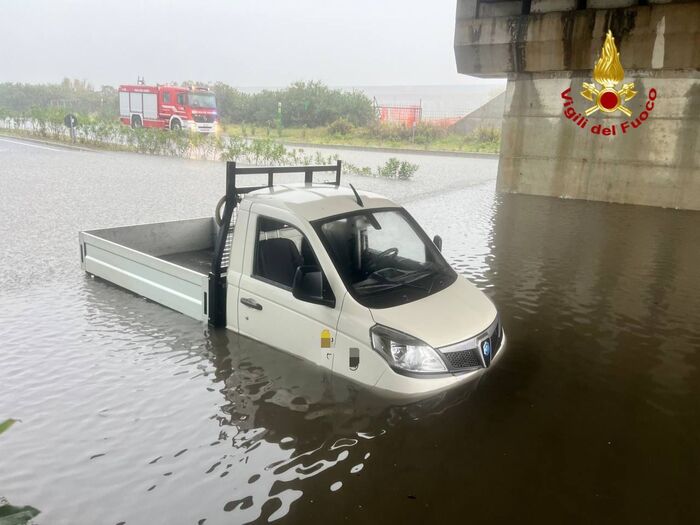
[{"left": 1, "top": 137, "right": 699, "bottom": 524}]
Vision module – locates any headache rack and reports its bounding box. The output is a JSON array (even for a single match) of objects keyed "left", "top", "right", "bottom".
[{"left": 208, "top": 161, "right": 342, "bottom": 326}]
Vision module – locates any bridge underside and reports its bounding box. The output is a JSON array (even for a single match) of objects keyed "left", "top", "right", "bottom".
[{"left": 455, "top": 0, "right": 700, "bottom": 210}]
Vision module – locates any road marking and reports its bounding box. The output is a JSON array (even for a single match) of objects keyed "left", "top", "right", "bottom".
[{"left": 0, "top": 137, "right": 67, "bottom": 152}]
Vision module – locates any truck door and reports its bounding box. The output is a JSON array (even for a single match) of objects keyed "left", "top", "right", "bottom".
[
  {"left": 175, "top": 92, "right": 187, "bottom": 118},
  {"left": 160, "top": 89, "right": 173, "bottom": 119},
  {"left": 236, "top": 209, "right": 341, "bottom": 368}
]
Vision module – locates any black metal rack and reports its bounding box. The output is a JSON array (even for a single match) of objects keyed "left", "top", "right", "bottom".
[{"left": 207, "top": 161, "right": 342, "bottom": 326}]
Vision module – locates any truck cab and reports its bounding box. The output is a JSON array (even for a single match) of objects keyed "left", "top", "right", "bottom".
[
  {"left": 170, "top": 86, "right": 218, "bottom": 133},
  {"left": 79, "top": 163, "right": 505, "bottom": 396}
]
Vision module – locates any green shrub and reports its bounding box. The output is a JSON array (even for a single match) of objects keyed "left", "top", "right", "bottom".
[
  {"left": 472, "top": 126, "right": 500, "bottom": 143},
  {"left": 327, "top": 117, "right": 353, "bottom": 136},
  {"left": 1, "top": 111, "right": 422, "bottom": 181},
  {"left": 376, "top": 158, "right": 418, "bottom": 180},
  {"left": 213, "top": 80, "right": 375, "bottom": 127},
  {"left": 413, "top": 123, "right": 448, "bottom": 144},
  {"left": 0, "top": 497, "right": 40, "bottom": 524},
  {"left": 0, "top": 79, "right": 117, "bottom": 117},
  {"left": 364, "top": 122, "right": 447, "bottom": 144}
]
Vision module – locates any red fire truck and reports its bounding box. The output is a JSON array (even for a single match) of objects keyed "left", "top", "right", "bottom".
[{"left": 118, "top": 83, "right": 218, "bottom": 133}]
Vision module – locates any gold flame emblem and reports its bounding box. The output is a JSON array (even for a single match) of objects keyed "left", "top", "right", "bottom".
[{"left": 581, "top": 31, "right": 636, "bottom": 117}]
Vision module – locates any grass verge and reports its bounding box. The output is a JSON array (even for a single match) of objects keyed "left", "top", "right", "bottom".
[{"left": 224, "top": 124, "right": 500, "bottom": 155}]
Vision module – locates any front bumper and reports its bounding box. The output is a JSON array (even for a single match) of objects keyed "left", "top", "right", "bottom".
[{"left": 189, "top": 121, "right": 218, "bottom": 133}]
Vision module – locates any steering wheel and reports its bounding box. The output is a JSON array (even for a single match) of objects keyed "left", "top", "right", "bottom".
[
  {"left": 365, "top": 247, "right": 399, "bottom": 274},
  {"left": 376, "top": 247, "right": 399, "bottom": 260}
]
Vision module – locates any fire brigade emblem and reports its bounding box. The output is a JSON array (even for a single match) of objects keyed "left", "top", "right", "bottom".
[{"left": 581, "top": 31, "right": 636, "bottom": 117}]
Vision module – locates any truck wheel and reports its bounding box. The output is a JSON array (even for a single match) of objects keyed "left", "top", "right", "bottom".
[
  {"left": 171, "top": 119, "right": 182, "bottom": 131},
  {"left": 131, "top": 116, "right": 142, "bottom": 129}
]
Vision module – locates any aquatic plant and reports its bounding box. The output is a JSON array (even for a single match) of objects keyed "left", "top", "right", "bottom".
[
  {"left": 0, "top": 497, "right": 40, "bottom": 525},
  {"left": 0, "top": 419, "right": 15, "bottom": 436}
]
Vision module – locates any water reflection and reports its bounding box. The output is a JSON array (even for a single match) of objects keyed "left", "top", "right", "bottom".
[
  {"left": 205, "top": 329, "right": 482, "bottom": 522},
  {"left": 484, "top": 193, "right": 700, "bottom": 413},
  {"left": 76, "top": 277, "right": 481, "bottom": 523}
]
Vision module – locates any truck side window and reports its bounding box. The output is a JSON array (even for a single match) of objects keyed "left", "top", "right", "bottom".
[
  {"left": 176, "top": 93, "right": 186, "bottom": 105},
  {"left": 163, "top": 92, "right": 171, "bottom": 104},
  {"left": 254, "top": 217, "right": 318, "bottom": 288}
]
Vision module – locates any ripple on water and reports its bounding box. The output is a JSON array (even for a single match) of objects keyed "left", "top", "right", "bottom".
[
  {"left": 2, "top": 149, "right": 700, "bottom": 524},
  {"left": 330, "top": 481, "right": 343, "bottom": 492}
]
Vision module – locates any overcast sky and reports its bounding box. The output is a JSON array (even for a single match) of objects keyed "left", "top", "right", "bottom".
[{"left": 0, "top": 0, "right": 501, "bottom": 88}]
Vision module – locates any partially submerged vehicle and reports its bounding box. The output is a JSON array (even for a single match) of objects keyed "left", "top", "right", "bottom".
[{"left": 79, "top": 162, "right": 506, "bottom": 395}]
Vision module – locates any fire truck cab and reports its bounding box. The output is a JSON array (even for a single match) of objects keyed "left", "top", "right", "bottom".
[{"left": 118, "top": 83, "right": 218, "bottom": 133}]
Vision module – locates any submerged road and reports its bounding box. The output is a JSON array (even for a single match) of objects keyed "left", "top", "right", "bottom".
[{"left": 1, "top": 137, "right": 699, "bottom": 524}]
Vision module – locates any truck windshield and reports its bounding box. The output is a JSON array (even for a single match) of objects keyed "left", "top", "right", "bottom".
[
  {"left": 188, "top": 93, "right": 216, "bottom": 109},
  {"left": 315, "top": 209, "right": 456, "bottom": 309}
]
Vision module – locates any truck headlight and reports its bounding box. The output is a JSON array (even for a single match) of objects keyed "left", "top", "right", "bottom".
[{"left": 370, "top": 325, "right": 447, "bottom": 373}]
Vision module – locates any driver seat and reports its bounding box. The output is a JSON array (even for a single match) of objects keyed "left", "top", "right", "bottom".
[
  {"left": 256, "top": 238, "right": 302, "bottom": 287},
  {"left": 323, "top": 220, "right": 354, "bottom": 277}
]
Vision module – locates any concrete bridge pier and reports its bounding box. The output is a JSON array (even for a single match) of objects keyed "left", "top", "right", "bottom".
[{"left": 454, "top": 0, "right": 700, "bottom": 210}]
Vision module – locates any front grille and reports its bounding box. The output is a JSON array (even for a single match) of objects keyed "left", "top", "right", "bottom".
[
  {"left": 440, "top": 316, "right": 502, "bottom": 371},
  {"left": 193, "top": 114, "right": 216, "bottom": 123},
  {"left": 491, "top": 322, "right": 502, "bottom": 358},
  {"left": 443, "top": 348, "right": 482, "bottom": 369}
]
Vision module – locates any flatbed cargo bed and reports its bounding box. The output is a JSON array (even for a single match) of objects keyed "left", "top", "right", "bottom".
[
  {"left": 79, "top": 217, "right": 220, "bottom": 321},
  {"left": 160, "top": 248, "right": 214, "bottom": 274}
]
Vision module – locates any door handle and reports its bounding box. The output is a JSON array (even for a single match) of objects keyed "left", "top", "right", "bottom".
[{"left": 240, "top": 297, "right": 263, "bottom": 311}]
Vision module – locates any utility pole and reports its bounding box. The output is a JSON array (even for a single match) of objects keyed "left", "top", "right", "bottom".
[{"left": 277, "top": 102, "right": 283, "bottom": 136}]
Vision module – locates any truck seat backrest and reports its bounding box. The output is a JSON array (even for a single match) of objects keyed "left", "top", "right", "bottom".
[
  {"left": 323, "top": 220, "right": 353, "bottom": 277},
  {"left": 257, "top": 238, "right": 302, "bottom": 287}
]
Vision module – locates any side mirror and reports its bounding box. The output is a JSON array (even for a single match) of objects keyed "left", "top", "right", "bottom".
[
  {"left": 433, "top": 235, "right": 443, "bottom": 252},
  {"left": 292, "top": 265, "right": 335, "bottom": 308}
]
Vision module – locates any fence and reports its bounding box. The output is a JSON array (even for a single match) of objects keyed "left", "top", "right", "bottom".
[
  {"left": 374, "top": 100, "right": 464, "bottom": 129},
  {"left": 376, "top": 104, "right": 422, "bottom": 127}
]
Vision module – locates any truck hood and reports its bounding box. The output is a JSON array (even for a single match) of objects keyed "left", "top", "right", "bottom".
[{"left": 369, "top": 276, "right": 497, "bottom": 349}]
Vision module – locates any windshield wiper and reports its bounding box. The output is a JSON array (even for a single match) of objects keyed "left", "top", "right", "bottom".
[{"left": 353, "top": 281, "right": 404, "bottom": 293}]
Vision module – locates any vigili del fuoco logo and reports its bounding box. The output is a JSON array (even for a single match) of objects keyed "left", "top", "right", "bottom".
[{"left": 560, "top": 30, "right": 657, "bottom": 136}]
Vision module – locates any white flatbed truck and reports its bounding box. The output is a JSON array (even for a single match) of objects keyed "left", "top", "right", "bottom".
[{"left": 80, "top": 162, "right": 506, "bottom": 396}]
